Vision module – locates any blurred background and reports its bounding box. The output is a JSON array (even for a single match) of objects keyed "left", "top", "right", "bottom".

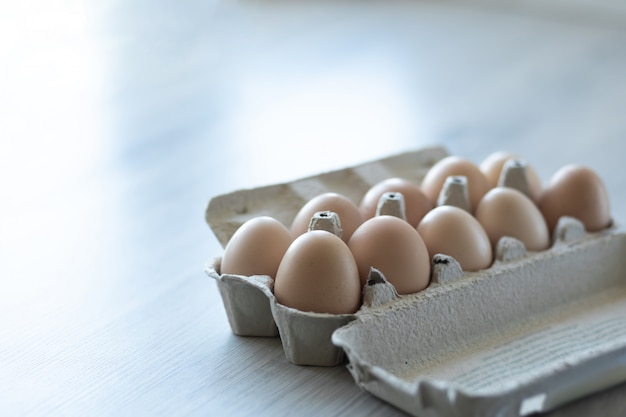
[{"left": 2, "top": 0, "right": 626, "bottom": 415}]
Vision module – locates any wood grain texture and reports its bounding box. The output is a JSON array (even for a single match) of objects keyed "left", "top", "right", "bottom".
[{"left": 1, "top": 0, "right": 626, "bottom": 416}]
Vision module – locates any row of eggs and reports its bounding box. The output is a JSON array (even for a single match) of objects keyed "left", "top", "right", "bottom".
[{"left": 219, "top": 152, "right": 611, "bottom": 315}]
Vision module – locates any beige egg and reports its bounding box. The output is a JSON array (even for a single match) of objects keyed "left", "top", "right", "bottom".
[
  {"left": 274, "top": 230, "right": 361, "bottom": 314},
  {"left": 420, "top": 156, "right": 490, "bottom": 212},
  {"left": 358, "top": 178, "right": 433, "bottom": 227},
  {"left": 539, "top": 165, "right": 611, "bottom": 233},
  {"left": 480, "top": 151, "right": 542, "bottom": 202},
  {"left": 291, "top": 192, "right": 363, "bottom": 243},
  {"left": 475, "top": 187, "right": 549, "bottom": 251},
  {"left": 348, "top": 215, "right": 431, "bottom": 295},
  {"left": 417, "top": 205, "right": 493, "bottom": 271},
  {"left": 220, "top": 216, "right": 292, "bottom": 278}
]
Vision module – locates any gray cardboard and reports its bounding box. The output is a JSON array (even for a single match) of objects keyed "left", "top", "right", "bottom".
[
  {"left": 205, "top": 145, "right": 626, "bottom": 415},
  {"left": 332, "top": 226, "right": 626, "bottom": 417},
  {"left": 206, "top": 258, "right": 277, "bottom": 337}
]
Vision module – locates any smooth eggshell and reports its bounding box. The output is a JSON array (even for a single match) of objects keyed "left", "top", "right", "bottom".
[
  {"left": 274, "top": 230, "right": 361, "bottom": 314},
  {"left": 420, "top": 156, "right": 490, "bottom": 212},
  {"left": 539, "top": 165, "right": 611, "bottom": 233},
  {"left": 475, "top": 187, "right": 550, "bottom": 251},
  {"left": 480, "top": 151, "right": 542, "bottom": 203},
  {"left": 358, "top": 178, "right": 433, "bottom": 227},
  {"left": 417, "top": 205, "right": 493, "bottom": 271},
  {"left": 291, "top": 193, "right": 363, "bottom": 243},
  {"left": 348, "top": 215, "right": 431, "bottom": 295},
  {"left": 221, "top": 216, "right": 292, "bottom": 278}
]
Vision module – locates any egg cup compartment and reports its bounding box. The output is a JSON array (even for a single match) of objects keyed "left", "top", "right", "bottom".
[
  {"left": 207, "top": 258, "right": 356, "bottom": 365},
  {"left": 208, "top": 258, "right": 278, "bottom": 337},
  {"left": 271, "top": 300, "right": 356, "bottom": 366},
  {"left": 205, "top": 145, "right": 626, "bottom": 415}
]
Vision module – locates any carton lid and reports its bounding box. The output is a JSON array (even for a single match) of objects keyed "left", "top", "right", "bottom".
[{"left": 205, "top": 146, "right": 448, "bottom": 248}]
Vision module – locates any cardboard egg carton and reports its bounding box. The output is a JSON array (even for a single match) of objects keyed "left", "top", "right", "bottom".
[{"left": 205, "top": 146, "right": 626, "bottom": 417}]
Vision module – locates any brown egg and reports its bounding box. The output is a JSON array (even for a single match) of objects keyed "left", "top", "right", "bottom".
[
  {"left": 348, "top": 215, "right": 430, "bottom": 295},
  {"left": 221, "top": 216, "right": 292, "bottom": 278},
  {"left": 480, "top": 151, "right": 542, "bottom": 202},
  {"left": 475, "top": 187, "right": 549, "bottom": 251},
  {"left": 358, "top": 178, "right": 433, "bottom": 227},
  {"left": 417, "top": 205, "right": 493, "bottom": 271},
  {"left": 420, "top": 156, "right": 490, "bottom": 212},
  {"left": 539, "top": 165, "right": 611, "bottom": 233},
  {"left": 274, "top": 230, "right": 361, "bottom": 314},
  {"left": 291, "top": 192, "right": 363, "bottom": 243}
]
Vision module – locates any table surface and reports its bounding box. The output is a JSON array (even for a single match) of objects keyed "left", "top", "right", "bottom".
[{"left": 2, "top": 0, "right": 626, "bottom": 416}]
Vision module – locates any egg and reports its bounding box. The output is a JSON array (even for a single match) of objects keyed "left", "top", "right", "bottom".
[
  {"left": 480, "top": 151, "right": 542, "bottom": 202},
  {"left": 420, "top": 156, "right": 490, "bottom": 212},
  {"left": 220, "top": 216, "right": 292, "bottom": 278},
  {"left": 359, "top": 178, "right": 433, "bottom": 227},
  {"left": 475, "top": 187, "right": 549, "bottom": 251},
  {"left": 274, "top": 230, "right": 361, "bottom": 314},
  {"left": 348, "top": 215, "right": 431, "bottom": 295},
  {"left": 539, "top": 165, "right": 611, "bottom": 233},
  {"left": 417, "top": 205, "right": 493, "bottom": 271},
  {"left": 291, "top": 192, "right": 363, "bottom": 242}
]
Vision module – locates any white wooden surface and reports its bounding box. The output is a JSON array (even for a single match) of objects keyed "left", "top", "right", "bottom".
[{"left": 1, "top": 0, "right": 626, "bottom": 415}]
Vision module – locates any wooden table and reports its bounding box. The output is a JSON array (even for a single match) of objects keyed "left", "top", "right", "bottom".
[{"left": 2, "top": 0, "right": 626, "bottom": 415}]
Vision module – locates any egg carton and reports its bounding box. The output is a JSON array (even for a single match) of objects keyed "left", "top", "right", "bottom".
[{"left": 204, "top": 146, "right": 626, "bottom": 417}]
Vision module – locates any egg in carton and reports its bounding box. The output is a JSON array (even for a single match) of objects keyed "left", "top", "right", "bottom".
[
  {"left": 205, "top": 146, "right": 626, "bottom": 416},
  {"left": 205, "top": 146, "right": 447, "bottom": 363}
]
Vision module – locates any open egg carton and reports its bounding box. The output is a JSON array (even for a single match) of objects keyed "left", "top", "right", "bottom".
[{"left": 205, "top": 146, "right": 626, "bottom": 417}]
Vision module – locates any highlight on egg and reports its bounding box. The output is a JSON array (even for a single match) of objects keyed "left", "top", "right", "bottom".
[
  {"left": 348, "top": 215, "right": 431, "bottom": 295},
  {"left": 220, "top": 216, "right": 293, "bottom": 278},
  {"left": 417, "top": 205, "right": 493, "bottom": 271},
  {"left": 274, "top": 229, "right": 362, "bottom": 315}
]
